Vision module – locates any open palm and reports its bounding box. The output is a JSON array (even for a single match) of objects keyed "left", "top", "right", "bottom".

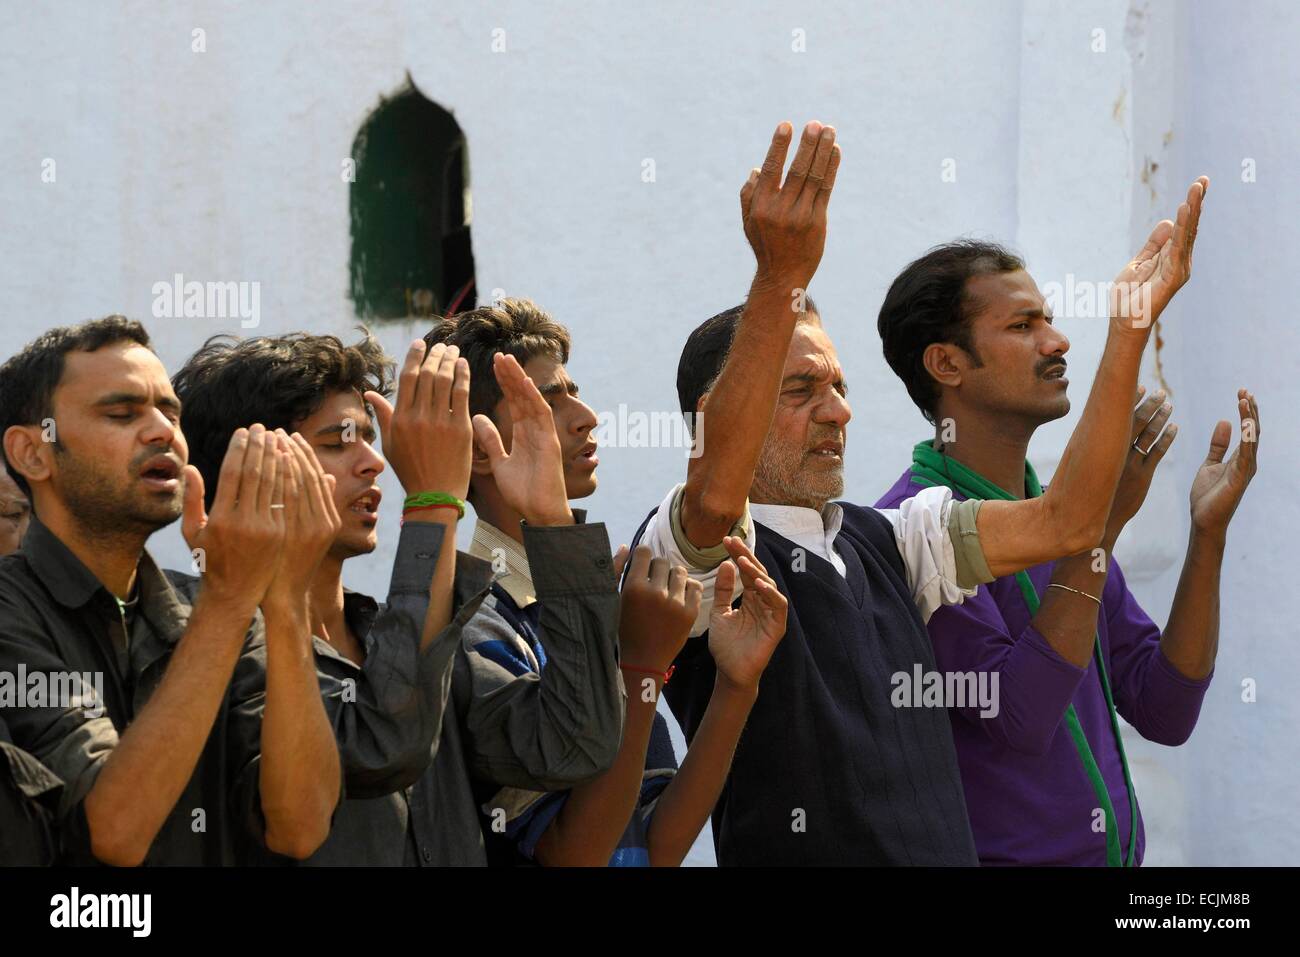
[
  {"left": 472, "top": 352, "right": 572, "bottom": 526},
  {"left": 708, "top": 536, "right": 788, "bottom": 692},
  {"left": 1111, "top": 176, "right": 1208, "bottom": 329},
  {"left": 1190, "top": 390, "right": 1260, "bottom": 536}
]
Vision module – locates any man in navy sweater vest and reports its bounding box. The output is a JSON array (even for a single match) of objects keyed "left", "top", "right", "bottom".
[{"left": 634, "top": 120, "right": 1209, "bottom": 864}]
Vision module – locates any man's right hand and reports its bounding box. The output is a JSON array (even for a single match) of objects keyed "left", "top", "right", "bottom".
[
  {"left": 740, "top": 120, "right": 841, "bottom": 296},
  {"left": 365, "top": 340, "right": 474, "bottom": 501},
  {"left": 1110, "top": 176, "right": 1208, "bottom": 330},
  {"left": 181, "top": 424, "right": 290, "bottom": 605}
]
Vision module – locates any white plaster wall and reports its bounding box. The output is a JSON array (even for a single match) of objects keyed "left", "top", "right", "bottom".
[{"left": 0, "top": 0, "right": 1293, "bottom": 866}]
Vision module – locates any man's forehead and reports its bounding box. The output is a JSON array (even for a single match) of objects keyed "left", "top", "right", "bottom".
[
  {"left": 968, "top": 269, "right": 1047, "bottom": 317},
  {"left": 59, "top": 342, "right": 173, "bottom": 400},
  {"left": 522, "top": 354, "right": 571, "bottom": 388},
  {"left": 784, "top": 323, "right": 842, "bottom": 378},
  {"left": 302, "top": 390, "right": 373, "bottom": 431}
]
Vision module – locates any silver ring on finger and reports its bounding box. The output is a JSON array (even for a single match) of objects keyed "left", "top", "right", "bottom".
[{"left": 1132, "top": 438, "right": 1153, "bottom": 456}]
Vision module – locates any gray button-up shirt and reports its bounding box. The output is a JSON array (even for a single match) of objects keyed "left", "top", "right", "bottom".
[{"left": 304, "top": 519, "right": 624, "bottom": 866}]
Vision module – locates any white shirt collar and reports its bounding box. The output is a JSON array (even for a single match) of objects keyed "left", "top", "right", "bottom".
[{"left": 749, "top": 501, "right": 845, "bottom": 570}]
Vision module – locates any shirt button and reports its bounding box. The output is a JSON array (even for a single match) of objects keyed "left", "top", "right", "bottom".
[
  {"left": 422, "top": 846, "right": 432, "bottom": 863},
  {"left": 596, "top": 556, "right": 609, "bottom": 568}
]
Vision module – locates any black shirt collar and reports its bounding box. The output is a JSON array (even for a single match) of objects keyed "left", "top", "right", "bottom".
[{"left": 21, "top": 516, "right": 188, "bottom": 645}]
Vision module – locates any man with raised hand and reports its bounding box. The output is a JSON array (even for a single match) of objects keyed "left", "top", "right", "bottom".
[
  {"left": 0, "top": 317, "right": 339, "bottom": 865},
  {"left": 873, "top": 207, "right": 1255, "bottom": 865},
  {"left": 397, "top": 340, "right": 624, "bottom": 865},
  {"left": 633, "top": 123, "right": 1207, "bottom": 864},
  {"left": 176, "top": 332, "right": 491, "bottom": 864}
]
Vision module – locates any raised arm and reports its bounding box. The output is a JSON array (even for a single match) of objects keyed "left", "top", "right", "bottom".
[
  {"left": 647, "top": 537, "right": 786, "bottom": 865},
  {"left": 366, "top": 340, "right": 475, "bottom": 646},
  {"left": 681, "top": 120, "right": 841, "bottom": 548},
  {"left": 258, "top": 431, "right": 343, "bottom": 859},
  {"left": 978, "top": 176, "right": 1209, "bottom": 577},
  {"left": 1159, "top": 389, "right": 1259, "bottom": 679}
]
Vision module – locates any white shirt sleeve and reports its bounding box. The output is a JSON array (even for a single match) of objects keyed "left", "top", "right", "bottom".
[
  {"left": 874, "top": 484, "right": 977, "bottom": 624},
  {"left": 640, "top": 483, "right": 751, "bottom": 637}
]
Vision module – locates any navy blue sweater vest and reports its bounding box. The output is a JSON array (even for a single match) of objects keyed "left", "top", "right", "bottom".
[{"left": 630, "top": 501, "right": 977, "bottom": 865}]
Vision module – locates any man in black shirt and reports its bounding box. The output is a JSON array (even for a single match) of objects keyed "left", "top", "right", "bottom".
[{"left": 0, "top": 316, "right": 341, "bottom": 865}]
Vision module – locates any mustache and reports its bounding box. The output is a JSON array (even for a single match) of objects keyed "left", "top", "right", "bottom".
[
  {"left": 803, "top": 430, "right": 846, "bottom": 452},
  {"left": 1037, "top": 357, "right": 1068, "bottom": 376}
]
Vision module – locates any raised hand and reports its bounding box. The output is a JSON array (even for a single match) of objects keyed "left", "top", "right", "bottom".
[
  {"left": 708, "top": 536, "right": 788, "bottom": 693},
  {"left": 739, "top": 120, "right": 841, "bottom": 296},
  {"left": 181, "top": 424, "right": 288, "bottom": 605},
  {"left": 263, "top": 431, "right": 342, "bottom": 609},
  {"left": 1102, "top": 386, "right": 1178, "bottom": 545},
  {"left": 1111, "top": 176, "right": 1209, "bottom": 330},
  {"left": 617, "top": 546, "right": 702, "bottom": 675},
  {"left": 365, "top": 340, "right": 473, "bottom": 500},
  {"left": 1190, "top": 390, "right": 1260, "bottom": 539},
  {"left": 472, "top": 352, "right": 573, "bottom": 526}
]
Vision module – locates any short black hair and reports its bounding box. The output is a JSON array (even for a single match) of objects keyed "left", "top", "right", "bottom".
[
  {"left": 0, "top": 315, "right": 152, "bottom": 496},
  {"left": 424, "top": 298, "right": 570, "bottom": 422},
  {"left": 677, "top": 295, "right": 819, "bottom": 435},
  {"left": 877, "top": 239, "right": 1025, "bottom": 424},
  {"left": 173, "top": 331, "right": 393, "bottom": 508}
]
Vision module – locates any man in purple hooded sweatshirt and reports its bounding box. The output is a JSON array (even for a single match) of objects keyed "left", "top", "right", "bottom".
[{"left": 874, "top": 234, "right": 1260, "bottom": 866}]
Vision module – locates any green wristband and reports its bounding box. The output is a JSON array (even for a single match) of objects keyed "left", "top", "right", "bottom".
[{"left": 403, "top": 491, "right": 466, "bottom": 518}]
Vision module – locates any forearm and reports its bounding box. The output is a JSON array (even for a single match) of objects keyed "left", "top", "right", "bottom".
[
  {"left": 1043, "top": 322, "right": 1151, "bottom": 548},
  {"left": 406, "top": 511, "right": 458, "bottom": 651},
  {"left": 1159, "top": 530, "right": 1225, "bottom": 680},
  {"left": 467, "top": 523, "right": 623, "bottom": 789},
  {"left": 534, "top": 690, "right": 658, "bottom": 866},
  {"left": 260, "top": 599, "right": 339, "bottom": 858},
  {"left": 682, "top": 277, "right": 798, "bottom": 547},
  {"left": 647, "top": 677, "right": 757, "bottom": 867},
  {"left": 1031, "top": 551, "right": 1110, "bottom": 669},
  {"left": 84, "top": 589, "right": 253, "bottom": 866}
]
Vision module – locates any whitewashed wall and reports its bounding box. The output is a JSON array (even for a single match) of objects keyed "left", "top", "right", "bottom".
[{"left": 0, "top": 0, "right": 1293, "bottom": 866}]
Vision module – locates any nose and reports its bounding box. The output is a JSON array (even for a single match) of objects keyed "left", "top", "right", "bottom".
[
  {"left": 141, "top": 407, "right": 179, "bottom": 449},
  {"left": 1043, "top": 323, "right": 1070, "bottom": 357},
  {"left": 568, "top": 398, "right": 598, "bottom": 439},
  {"left": 357, "top": 439, "right": 386, "bottom": 478},
  {"left": 815, "top": 388, "right": 852, "bottom": 429}
]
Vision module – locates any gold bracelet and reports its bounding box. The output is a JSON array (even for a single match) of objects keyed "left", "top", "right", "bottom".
[{"left": 1047, "top": 582, "right": 1102, "bottom": 606}]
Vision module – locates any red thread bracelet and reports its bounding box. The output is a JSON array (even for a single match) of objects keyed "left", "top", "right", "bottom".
[
  {"left": 620, "top": 663, "right": 675, "bottom": 683},
  {"left": 400, "top": 503, "right": 462, "bottom": 526}
]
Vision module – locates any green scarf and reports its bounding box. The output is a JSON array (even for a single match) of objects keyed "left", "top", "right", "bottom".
[{"left": 910, "top": 440, "right": 1138, "bottom": 867}]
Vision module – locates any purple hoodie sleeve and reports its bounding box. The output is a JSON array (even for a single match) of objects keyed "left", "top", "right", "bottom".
[
  {"left": 925, "top": 588, "right": 1088, "bottom": 756},
  {"left": 1102, "top": 559, "right": 1213, "bottom": 746}
]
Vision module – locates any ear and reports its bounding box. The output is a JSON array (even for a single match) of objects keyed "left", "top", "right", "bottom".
[
  {"left": 3, "top": 425, "right": 53, "bottom": 489},
  {"left": 470, "top": 434, "right": 494, "bottom": 477},
  {"left": 921, "top": 342, "right": 966, "bottom": 391}
]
